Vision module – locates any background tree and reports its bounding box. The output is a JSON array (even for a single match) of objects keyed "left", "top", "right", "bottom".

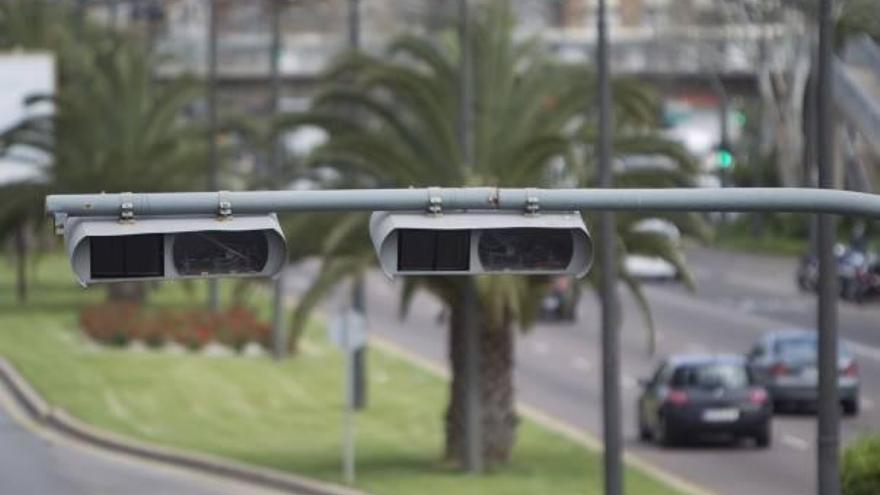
[
  {"left": 1, "top": 2, "right": 206, "bottom": 301},
  {"left": 279, "top": 2, "right": 704, "bottom": 468}
]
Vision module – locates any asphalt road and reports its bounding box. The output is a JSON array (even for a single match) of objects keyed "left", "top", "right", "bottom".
[
  {"left": 0, "top": 380, "right": 289, "bottom": 494},
  {"left": 300, "top": 246, "right": 880, "bottom": 495}
]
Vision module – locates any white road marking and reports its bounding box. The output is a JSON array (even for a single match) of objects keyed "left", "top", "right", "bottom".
[
  {"left": 571, "top": 356, "right": 591, "bottom": 372},
  {"left": 781, "top": 434, "right": 810, "bottom": 451},
  {"left": 533, "top": 341, "right": 550, "bottom": 355}
]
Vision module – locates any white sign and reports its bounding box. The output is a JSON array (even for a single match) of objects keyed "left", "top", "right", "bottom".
[
  {"left": 0, "top": 52, "right": 55, "bottom": 186},
  {"left": 328, "top": 309, "right": 367, "bottom": 353}
]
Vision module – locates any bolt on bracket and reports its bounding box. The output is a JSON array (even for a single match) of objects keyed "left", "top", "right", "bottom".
[
  {"left": 218, "top": 190, "right": 233, "bottom": 220},
  {"left": 119, "top": 192, "right": 135, "bottom": 223},
  {"left": 427, "top": 187, "right": 443, "bottom": 216}
]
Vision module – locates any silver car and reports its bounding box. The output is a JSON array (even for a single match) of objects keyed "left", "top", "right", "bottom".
[{"left": 746, "top": 329, "right": 860, "bottom": 416}]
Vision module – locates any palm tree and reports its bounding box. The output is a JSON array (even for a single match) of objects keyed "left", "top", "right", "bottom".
[
  {"left": 279, "top": 2, "right": 702, "bottom": 468},
  {"left": 4, "top": 28, "right": 207, "bottom": 299},
  {"left": 0, "top": 0, "right": 80, "bottom": 301}
]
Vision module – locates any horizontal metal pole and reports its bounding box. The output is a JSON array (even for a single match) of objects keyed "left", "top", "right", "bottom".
[{"left": 46, "top": 187, "right": 880, "bottom": 219}]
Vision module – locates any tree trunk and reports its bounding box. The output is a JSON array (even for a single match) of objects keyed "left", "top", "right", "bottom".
[
  {"left": 444, "top": 304, "right": 518, "bottom": 467},
  {"left": 14, "top": 223, "right": 27, "bottom": 303}
]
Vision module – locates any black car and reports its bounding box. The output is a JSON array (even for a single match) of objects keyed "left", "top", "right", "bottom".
[{"left": 637, "top": 354, "right": 772, "bottom": 448}]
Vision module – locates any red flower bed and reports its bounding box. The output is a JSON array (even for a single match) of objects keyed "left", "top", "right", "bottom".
[{"left": 79, "top": 302, "right": 272, "bottom": 352}]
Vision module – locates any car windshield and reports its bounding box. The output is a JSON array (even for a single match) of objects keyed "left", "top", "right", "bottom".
[{"left": 673, "top": 363, "right": 749, "bottom": 389}]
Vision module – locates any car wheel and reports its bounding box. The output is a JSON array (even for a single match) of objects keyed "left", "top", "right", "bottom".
[
  {"left": 843, "top": 398, "right": 860, "bottom": 417},
  {"left": 754, "top": 422, "right": 772, "bottom": 448},
  {"left": 655, "top": 416, "right": 677, "bottom": 447}
]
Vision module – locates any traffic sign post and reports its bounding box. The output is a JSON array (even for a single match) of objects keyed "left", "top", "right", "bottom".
[{"left": 329, "top": 309, "right": 367, "bottom": 485}]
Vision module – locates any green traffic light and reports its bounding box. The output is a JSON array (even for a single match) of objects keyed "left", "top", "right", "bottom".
[{"left": 717, "top": 150, "right": 734, "bottom": 169}]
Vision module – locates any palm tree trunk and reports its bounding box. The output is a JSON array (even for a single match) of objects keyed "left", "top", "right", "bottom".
[
  {"left": 14, "top": 223, "right": 27, "bottom": 303},
  {"left": 445, "top": 304, "right": 517, "bottom": 467}
]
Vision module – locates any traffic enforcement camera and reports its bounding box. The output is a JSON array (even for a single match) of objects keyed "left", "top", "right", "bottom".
[
  {"left": 369, "top": 211, "right": 593, "bottom": 277},
  {"left": 62, "top": 215, "right": 287, "bottom": 286}
]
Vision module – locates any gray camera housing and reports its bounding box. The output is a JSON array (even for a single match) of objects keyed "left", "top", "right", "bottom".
[
  {"left": 369, "top": 210, "right": 592, "bottom": 278},
  {"left": 63, "top": 215, "right": 287, "bottom": 286}
]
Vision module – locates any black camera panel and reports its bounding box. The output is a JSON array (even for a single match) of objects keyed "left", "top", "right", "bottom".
[
  {"left": 91, "top": 234, "right": 164, "bottom": 279},
  {"left": 398, "top": 229, "right": 470, "bottom": 271}
]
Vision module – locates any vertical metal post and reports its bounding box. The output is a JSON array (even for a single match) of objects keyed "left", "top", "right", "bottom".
[
  {"left": 458, "top": 0, "right": 482, "bottom": 474},
  {"left": 816, "top": 0, "right": 840, "bottom": 492},
  {"left": 342, "top": 319, "right": 356, "bottom": 485},
  {"left": 348, "top": 0, "right": 360, "bottom": 49},
  {"left": 75, "top": 0, "right": 87, "bottom": 34},
  {"left": 269, "top": 0, "right": 282, "bottom": 128},
  {"left": 207, "top": 0, "right": 220, "bottom": 312},
  {"left": 352, "top": 277, "right": 367, "bottom": 409},
  {"left": 109, "top": 0, "right": 119, "bottom": 29},
  {"left": 458, "top": 0, "right": 474, "bottom": 171},
  {"left": 14, "top": 224, "right": 27, "bottom": 303},
  {"left": 347, "top": 0, "right": 367, "bottom": 410},
  {"left": 272, "top": 272, "right": 286, "bottom": 359},
  {"left": 597, "top": 0, "right": 621, "bottom": 494},
  {"left": 806, "top": 50, "right": 820, "bottom": 252},
  {"left": 269, "top": 0, "right": 286, "bottom": 359}
]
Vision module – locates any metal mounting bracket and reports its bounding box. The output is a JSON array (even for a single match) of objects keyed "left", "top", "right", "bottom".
[
  {"left": 53, "top": 212, "right": 68, "bottom": 235},
  {"left": 427, "top": 187, "right": 443, "bottom": 216},
  {"left": 524, "top": 188, "right": 540, "bottom": 216},
  {"left": 218, "top": 190, "right": 233, "bottom": 220},
  {"left": 119, "top": 192, "right": 135, "bottom": 223}
]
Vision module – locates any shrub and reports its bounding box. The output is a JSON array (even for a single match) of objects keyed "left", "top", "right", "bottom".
[
  {"left": 79, "top": 302, "right": 140, "bottom": 347},
  {"left": 78, "top": 302, "right": 270, "bottom": 353},
  {"left": 842, "top": 433, "right": 880, "bottom": 495}
]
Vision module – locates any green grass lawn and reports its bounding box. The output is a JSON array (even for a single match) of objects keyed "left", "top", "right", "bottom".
[{"left": 0, "top": 253, "right": 684, "bottom": 495}]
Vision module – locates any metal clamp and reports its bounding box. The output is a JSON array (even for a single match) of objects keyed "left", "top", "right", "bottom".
[
  {"left": 218, "top": 190, "right": 233, "bottom": 220},
  {"left": 427, "top": 187, "right": 443, "bottom": 215},
  {"left": 524, "top": 188, "right": 540, "bottom": 215},
  {"left": 53, "top": 212, "right": 68, "bottom": 235},
  {"left": 119, "top": 192, "right": 135, "bottom": 223}
]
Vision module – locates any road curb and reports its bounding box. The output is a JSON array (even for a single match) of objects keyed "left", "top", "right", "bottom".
[
  {"left": 369, "top": 335, "right": 720, "bottom": 495},
  {"left": 0, "top": 356, "right": 367, "bottom": 495}
]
